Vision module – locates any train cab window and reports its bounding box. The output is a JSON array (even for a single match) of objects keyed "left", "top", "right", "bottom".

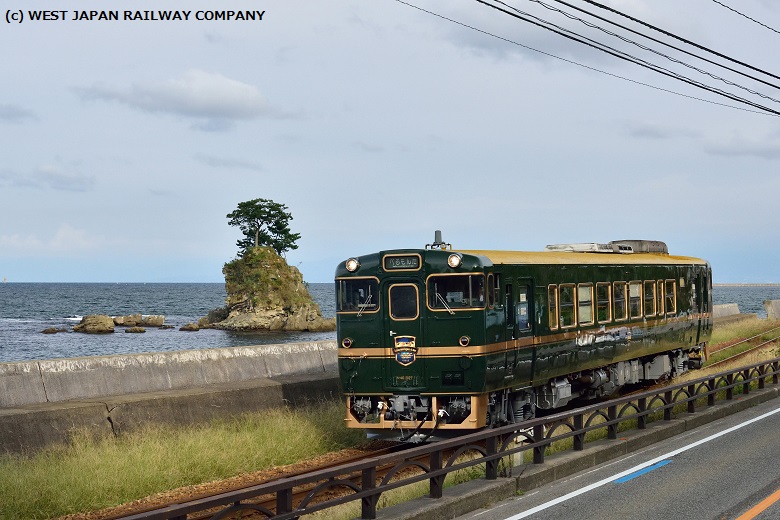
[
  {"left": 629, "top": 282, "right": 642, "bottom": 318},
  {"left": 389, "top": 284, "right": 418, "bottom": 320},
  {"left": 644, "top": 281, "right": 656, "bottom": 317},
  {"left": 613, "top": 282, "right": 627, "bottom": 321},
  {"left": 427, "top": 274, "right": 485, "bottom": 310},
  {"left": 487, "top": 274, "right": 495, "bottom": 307},
  {"left": 493, "top": 274, "right": 501, "bottom": 308},
  {"left": 578, "top": 283, "right": 594, "bottom": 325},
  {"left": 548, "top": 285, "right": 559, "bottom": 330},
  {"left": 337, "top": 277, "right": 379, "bottom": 314},
  {"left": 559, "top": 284, "right": 576, "bottom": 328},
  {"left": 597, "top": 282, "right": 611, "bottom": 323},
  {"left": 656, "top": 280, "right": 664, "bottom": 316},
  {"left": 665, "top": 280, "right": 676, "bottom": 315}
]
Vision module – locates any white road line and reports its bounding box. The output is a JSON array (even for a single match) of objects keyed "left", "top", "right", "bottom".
[{"left": 504, "top": 404, "right": 780, "bottom": 519}]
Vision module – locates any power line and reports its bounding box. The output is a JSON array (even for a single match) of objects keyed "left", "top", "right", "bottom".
[
  {"left": 391, "top": 0, "right": 776, "bottom": 116},
  {"left": 710, "top": 0, "right": 780, "bottom": 35},
  {"left": 477, "top": 0, "right": 780, "bottom": 115},
  {"left": 521, "top": 0, "right": 780, "bottom": 103},
  {"left": 578, "top": 0, "right": 780, "bottom": 82},
  {"left": 547, "top": 0, "right": 780, "bottom": 92}
]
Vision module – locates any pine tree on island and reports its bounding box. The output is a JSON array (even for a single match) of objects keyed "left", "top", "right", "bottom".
[{"left": 202, "top": 198, "right": 334, "bottom": 332}]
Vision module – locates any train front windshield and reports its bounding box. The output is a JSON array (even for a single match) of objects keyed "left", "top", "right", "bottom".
[{"left": 337, "top": 278, "right": 379, "bottom": 313}]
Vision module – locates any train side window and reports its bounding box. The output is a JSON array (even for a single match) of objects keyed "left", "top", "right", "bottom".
[
  {"left": 644, "top": 281, "right": 656, "bottom": 317},
  {"left": 389, "top": 284, "right": 419, "bottom": 320},
  {"left": 613, "top": 282, "right": 627, "bottom": 321},
  {"left": 487, "top": 274, "right": 495, "bottom": 308},
  {"left": 517, "top": 286, "right": 530, "bottom": 330},
  {"left": 665, "top": 280, "right": 676, "bottom": 315},
  {"left": 629, "top": 281, "right": 642, "bottom": 318},
  {"left": 427, "top": 274, "right": 485, "bottom": 310},
  {"left": 657, "top": 280, "right": 664, "bottom": 316},
  {"left": 493, "top": 274, "right": 501, "bottom": 308},
  {"left": 548, "top": 285, "right": 559, "bottom": 330},
  {"left": 597, "top": 282, "right": 611, "bottom": 323},
  {"left": 560, "top": 284, "right": 576, "bottom": 328},
  {"left": 578, "top": 283, "right": 594, "bottom": 325}
]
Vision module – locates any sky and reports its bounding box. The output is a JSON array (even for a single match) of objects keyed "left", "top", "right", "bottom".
[{"left": 2, "top": 0, "right": 780, "bottom": 283}]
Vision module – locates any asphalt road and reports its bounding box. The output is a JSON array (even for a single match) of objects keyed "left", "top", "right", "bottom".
[{"left": 453, "top": 398, "right": 780, "bottom": 520}]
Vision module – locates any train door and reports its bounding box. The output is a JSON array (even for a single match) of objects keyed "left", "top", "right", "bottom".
[
  {"left": 507, "top": 279, "right": 534, "bottom": 385},
  {"left": 382, "top": 280, "right": 425, "bottom": 392}
]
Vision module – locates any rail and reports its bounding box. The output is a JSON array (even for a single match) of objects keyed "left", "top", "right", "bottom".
[{"left": 120, "top": 358, "right": 780, "bottom": 520}]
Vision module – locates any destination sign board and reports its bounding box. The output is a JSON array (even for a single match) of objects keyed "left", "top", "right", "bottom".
[{"left": 384, "top": 255, "right": 421, "bottom": 270}]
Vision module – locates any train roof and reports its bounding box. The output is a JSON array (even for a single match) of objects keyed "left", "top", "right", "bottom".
[{"left": 458, "top": 249, "right": 708, "bottom": 266}]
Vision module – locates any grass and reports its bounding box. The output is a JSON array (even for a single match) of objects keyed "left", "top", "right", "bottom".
[{"left": 0, "top": 399, "right": 366, "bottom": 520}]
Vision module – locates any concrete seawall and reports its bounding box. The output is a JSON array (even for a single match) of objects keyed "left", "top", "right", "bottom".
[
  {"left": 0, "top": 341, "right": 337, "bottom": 409},
  {"left": 0, "top": 341, "right": 340, "bottom": 454}
]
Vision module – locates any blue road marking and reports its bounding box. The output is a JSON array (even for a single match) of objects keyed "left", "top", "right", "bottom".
[{"left": 614, "top": 460, "right": 672, "bottom": 483}]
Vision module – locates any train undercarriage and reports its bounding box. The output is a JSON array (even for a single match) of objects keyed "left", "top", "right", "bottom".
[{"left": 348, "top": 346, "right": 706, "bottom": 442}]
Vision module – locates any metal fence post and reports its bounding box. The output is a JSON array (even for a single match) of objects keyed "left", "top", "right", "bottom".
[
  {"left": 637, "top": 397, "right": 647, "bottom": 430},
  {"left": 361, "top": 466, "right": 378, "bottom": 519},
  {"left": 607, "top": 405, "right": 617, "bottom": 440},
  {"left": 277, "top": 489, "right": 292, "bottom": 516},
  {"left": 687, "top": 384, "right": 696, "bottom": 413},
  {"left": 486, "top": 434, "right": 499, "bottom": 480},
  {"left": 664, "top": 390, "right": 673, "bottom": 421},
  {"left": 430, "top": 449, "right": 444, "bottom": 498},
  {"left": 533, "top": 424, "right": 545, "bottom": 464},
  {"left": 574, "top": 413, "right": 585, "bottom": 450},
  {"left": 726, "top": 374, "right": 734, "bottom": 400}
]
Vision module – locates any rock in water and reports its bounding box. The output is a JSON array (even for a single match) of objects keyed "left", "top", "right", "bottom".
[
  {"left": 208, "top": 246, "right": 335, "bottom": 332},
  {"left": 73, "top": 315, "right": 115, "bottom": 334}
]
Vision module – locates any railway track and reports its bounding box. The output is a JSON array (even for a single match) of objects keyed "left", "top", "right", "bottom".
[
  {"left": 707, "top": 324, "right": 780, "bottom": 369},
  {"left": 79, "top": 442, "right": 404, "bottom": 520}
]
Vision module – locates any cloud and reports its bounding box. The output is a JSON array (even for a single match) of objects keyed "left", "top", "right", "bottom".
[
  {"left": 624, "top": 121, "right": 698, "bottom": 140},
  {"left": 0, "top": 104, "right": 36, "bottom": 124},
  {"left": 0, "top": 165, "right": 95, "bottom": 192},
  {"left": 703, "top": 135, "right": 780, "bottom": 159},
  {"left": 0, "top": 224, "right": 99, "bottom": 256},
  {"left": 353, "top": 141, "right": 384, "bottom": 153},
  {"left": 74, "top": 69, "right": 277, "bottom": 129},
  {"left": 195, "top": 154, "right": 264, "bottom": 171}
]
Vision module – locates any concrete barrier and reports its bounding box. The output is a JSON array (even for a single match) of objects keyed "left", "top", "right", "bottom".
[
  {"left": 713, "top": 303, "right": 740, "bottom": 318},
  {"left": 764, "top": 300, "right": 780, "bottom": 320},
  {"left": 0, "top": 341, "right": 337, "bottom": 409}
]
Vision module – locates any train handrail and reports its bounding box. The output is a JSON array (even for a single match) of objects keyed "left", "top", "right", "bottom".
[{"left": 118, "top": 358, "right": 780, "bottom": 520}]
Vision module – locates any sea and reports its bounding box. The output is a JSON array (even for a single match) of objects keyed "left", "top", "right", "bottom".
[{"left": 0, "top": 283, "right": 778, "bottom": 364}]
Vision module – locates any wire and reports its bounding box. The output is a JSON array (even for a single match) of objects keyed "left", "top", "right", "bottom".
[
  {"left": 392, "top": 0, "right": 776, "bottom": 116},
  {"left": 578, "top": 0, "right": 780, "bottom": 82},
  {"left": 710, "top": 0, "right": 780, "bottom": 35},
  {"left": 547, "top": 0, "right": 780, "bottom": 92},
  {"left": 478, "top": 0, "right": 780, "bottom": 115},
  {"left": 522, "top": 0, "right": 780, "bottom": 103}
]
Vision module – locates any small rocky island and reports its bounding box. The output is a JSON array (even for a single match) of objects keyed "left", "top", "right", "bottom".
[{"left": 201, "top": 246, "right": 334, "bottom": 332}]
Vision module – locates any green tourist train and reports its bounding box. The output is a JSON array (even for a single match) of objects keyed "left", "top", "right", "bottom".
[{"left": 336, "top": 232, "right": 712, "bottom": 442}]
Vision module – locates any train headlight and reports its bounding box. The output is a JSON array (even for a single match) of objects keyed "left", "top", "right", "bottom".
[
  {"left": 342, "top": 337, "right": 353, "bottom": 348},
  {"left": 447, "top": 253, "right": 463, "bottom": 268},
  {"left": 345, "top": 258, "right": 360, "bottom": 272},
  {"left": 459, "top": 335, "right": 470, "bottom": 347}
]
